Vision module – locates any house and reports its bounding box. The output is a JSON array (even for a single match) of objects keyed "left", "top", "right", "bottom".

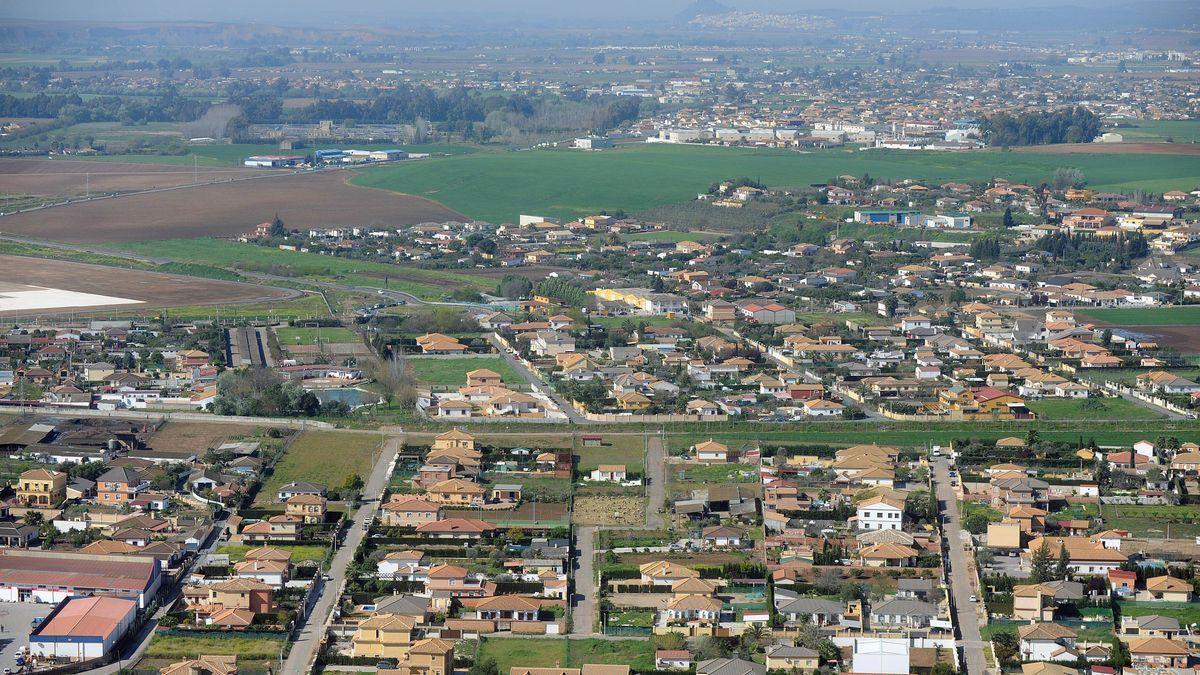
[
  {"left": 28, "top": 596, "right": 137, "bottom": 663},
  {"left": 285, "top": 494, "right": 327, "bottom": 524},
  {"left": 160, "top": 656, "right": 238, "bottom": 675},
  {"left": 1126, "top": 637, "right": 1191, "bottom": 668},
  {"left": 776, "top": 597, "right": 844, "bottom": 625},
  {"left": 855, "top": 495, "right": 905, "bottom": 531},
  {"left": 426, "top": 479, "right": 486, "bottom": 507},
  {"left": 1140, "top": 575, "right": 1192, "bottom": 602},
  {"left": 1018, "top": 622, "right": 1078, "bottom": 662},
  {"left": 691, "top": 440, "right": 731, "bottom": 464},
  {"left": 1121, "top": 614, "right": 1184, "bottom": 639},
  {"left": 870, "top": 598, "right": 938, "bottom": 629},
  {"left": 433, "top": 430, "right": 476, "bottom": 453},
  {"left": 276, "top": 482, "right": 326, "bottom": 502},
  {"left": 589, "top": 465, "right": 627, "bottom": 482},
  {"left": 474, "top": 594, "right": 541, "bottom": 622},
  {"left": 696, "top": 658, "right": 766, "bottom": 675},
  {"left": 639, "top": 561, "right": 698, "bottom": 585},
  {"left": 96, "top": 467, "right": 149, "bottom": 505},
  {"left": 378, "top": 550, "right": 429, "bottom": 581},
  {"left": 352, "top": 613, "right": 419, "bottom": 659},
  {"left": 765, "top": 645, "right": 819, "bottom": 674},
  {"left": 701, "top": 525, "right": 746, "bottom": 549},
  {"left": 15, "top": 468, "right": 66, "bottom": 506},
  {"left": 466, "top": 369, "right": 504, "bottom": 387},
  {"left": 858, "top": 543, "right": 919, "bottom": 567},
  {"left": 656, "top": 650, "right": 693, "bottom": 671},
  {"left": 380, "top": 497, "right": 442, "bottom": 528}
]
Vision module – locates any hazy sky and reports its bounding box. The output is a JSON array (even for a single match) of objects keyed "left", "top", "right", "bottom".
[{"left": 0, "top": 0, "right": 1157, "bottom": 25}]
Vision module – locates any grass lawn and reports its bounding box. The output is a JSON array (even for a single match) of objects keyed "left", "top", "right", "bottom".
[
  {"left": 144, "top": 632, "right": 286, "bottom": 660},
  {"left": 476, "top": 637, "right": 654, "bottom": 673},
  {"left": 275, "top": 326, "right": 359, "bottom": 345},
  {"left": 256, "top": 431, "right": 381, "bottom": 506},
  {"left": 216, "top": 543, "right": 329, "bottom": 563},
  {"left": 625, "top": 230, "right": 723, "bottom": 243},
  {"left": 116, "top": 238, "right": 493, "bottom": 301},
  {"left": 95, "top": 291, "right": 331, "bottom": 321},
  {"left": 1119, "top": 601, "right": 1200, "bottom": 625},
  {"left": 408, "top": 356, "right": 524, "bottom": 387},
  {"left": 576, "top": 435, "right": 647, "bottom": 473},
  {"left": 1026, "top": 397, "right": 1165, "bottom": 421},
  {"left": 606, "top": 608, "right": 655, "bottom": 627},
  {"left": 680, "top": 463, "right": 760, "bottom": 483},
  {"left": 350, "top": 144, "right": 1200, "bottom": 224},
  {"left": 1105, "top": 119, "right": 1200, "bottom": 143},
  {"left": 1078, "top": 306, "right": 1200, "bottom": 327}
]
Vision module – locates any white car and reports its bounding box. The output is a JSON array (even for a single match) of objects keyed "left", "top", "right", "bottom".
[{"left": 969, "top": 595, "right": 978, "bottom": 603}]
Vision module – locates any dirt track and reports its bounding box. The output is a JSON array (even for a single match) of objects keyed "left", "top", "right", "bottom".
[
  {"left": 0, "top": 254, "right": 295, "bottom": 315},
  {"left": 0, "top": 169, "right": 466, "bottom": 243},
  {"left": 0, "top": 158, "right": 260, "bottom": 196}
]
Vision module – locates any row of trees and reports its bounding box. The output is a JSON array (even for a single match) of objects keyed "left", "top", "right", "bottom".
[
  {"left": 981, "top": 106, "right": 1102, "bottom": 147},
  {"left": 210, "top": 369, "right": 350, "bottom": 418}
]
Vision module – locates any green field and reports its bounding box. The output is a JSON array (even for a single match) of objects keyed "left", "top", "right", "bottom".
[
  {"left": 216, "top": 543, "right": 329, "bottom": 563},
  {"left": 1078, "top": 306, "right": 1200, "bottom": 327},
  {"left": 350, "top": 144, "right": 1200, "bottom": 223},
  {"left": 1119, "top": 601, "right": 1200, "bottom": 625},
  {"left": 1026, "top": 397, "right": 1164, "bottom": 421},
  {"left": 1106, "top": 119, "right": 1200, "bottom": 143},
  {"left": 116, "top": 238, "right": 493, "bottom": 301},
  {"left": 625, "top": 230, "right": 723, "bottom": 243},
  {"left": 408, "top": 356, "right": 525, "bottom": 386},
  {"left": 475, "top": 637, "right": 654, "bottom": 673},
  {"left": 96, "top": 291, "right": 331, "bottom": 321},
  {"left": 256, "top": 431, "right": 381, "bottom": 506},
  {"left": 576, "top": 435, "right": 647, "bottom": 473},
  {"left": 275, "top": 326, "right": 359, "bottom": 345}
]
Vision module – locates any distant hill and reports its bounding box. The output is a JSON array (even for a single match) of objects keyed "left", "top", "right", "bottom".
[{"left": 676, "top": 0, "right": 733, "bottom": 22}]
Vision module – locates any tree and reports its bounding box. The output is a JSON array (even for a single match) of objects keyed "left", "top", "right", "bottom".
[
  {"left": 469, "top": 655, "right": 499, "bottom": 675},
  {"left": 1052, "top": 167, "right": 1086, "bottom": 190},
  {"left": 1030, "top": 540, "right": 1053, "bottom": 582},
  {"left": 496, "top": 275, "right": 533, "bottom": 300},
  {"left": 1002, "top": 206, "right": 1015, "bottom": 228},
  {"left": 1055, "top": 542, "right": 1072, "bottom": 580},
  {"left": 268, "top": 213, "right": 287, "bottom": 237}
]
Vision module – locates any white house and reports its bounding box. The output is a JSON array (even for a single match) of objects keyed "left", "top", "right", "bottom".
[
  {"left": 852, "top": 638, "right": 910, "bottom": 675},
  {"left": 589, "top": 465, "right": 627, "bottom": 482},
  {"left": 855, "top": 495, "right": 905, "bottom": 531},
  {"left": 1019, "top": 623, "right": 1078, "bottom": 662}
]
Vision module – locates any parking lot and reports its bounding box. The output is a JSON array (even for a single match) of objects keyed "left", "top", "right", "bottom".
[{"left": 0, "top": 602, "right": 53, "bottom": 670}]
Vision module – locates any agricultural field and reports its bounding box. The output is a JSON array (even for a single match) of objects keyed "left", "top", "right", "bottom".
[
  {"left": 0, "top": 254, "right": 294, "bottom": 316},
  {"left": 1118, "top": 601, "right": 1200, "bottom": 626},
  {"left": 1078, "top": 306, "right": 1200, "bottom": 327},
  {"left": 1025, "top": 397, "right": 1165, "bottom": 421},
  {"left": 1104, "top": 119, "right": 1200, "bottom": 143},
  {"left": 350, "top": 143, "right": 1200, "bottom": 224},
  {"left": 408, "top": 356, "right": 525, "bottom": 387},
  {"left": 1103, "top": 505, "right": 1200, "bottom": 539},
  {"left": 0, "top": 169, "right": 463, "bottom": 243},
  {"left": 475, "top": 637, "right": 655, "bottom": 673},
  {"left": 117, "top": 238, "right": 493, "bottom": 301},
  {"left": 255, "top": 431, "right": 381, "bottom": 507},
  {"left": 274, "top": 325, "right": 359, "bottom": 346},
  {"left": 0, "top": 157, "right": 258, "bottom": 197}
]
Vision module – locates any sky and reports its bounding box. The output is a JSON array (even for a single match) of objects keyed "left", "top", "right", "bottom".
[{"left": 0, "top": 0, "right": 1161, "bottom": 25}]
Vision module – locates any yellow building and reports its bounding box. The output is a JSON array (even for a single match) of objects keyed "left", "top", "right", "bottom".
[
  {"left": 352, "top": 614, "right": 418, "bottom": 659},
  {"left": 16, "top": 468, "right": 66, "bottom": 506},
  {"left": 432, "top": 430, "right": 476, "bottom": 454},
  {"left": 284, "top": 494, "right": 327, "bottom": 524}
]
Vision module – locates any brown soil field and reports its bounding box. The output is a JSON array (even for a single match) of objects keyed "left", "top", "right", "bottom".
[
  {"left": 1134, "top": 326, "right": 1200, "bottom": 353},
  {"left": 0, "top": 170, "right": 465, "bottom": 243},
  {"left": 0, "top": 158, "right": 260, "bottom": 197},
  {"left": 572, "top": 495, "right": 646, "bottom": 526},
  {"left": 0, "top": 254, "right": 295, "bottom": 315},
  {"left": 1014, "top": 142, "right": 1200, "bottom": 156}
]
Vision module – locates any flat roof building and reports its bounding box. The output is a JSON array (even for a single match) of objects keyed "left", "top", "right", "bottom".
[
  {"left": 0, "top": 550, "right": 161, "bottom": 607},
  {"left": 29, "top": 595, "right": 138, "bottom": 662}
]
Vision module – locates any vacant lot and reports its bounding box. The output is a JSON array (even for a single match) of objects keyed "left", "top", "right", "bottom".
[
  {"left": 1105, "top": 505, "right": 1200, "bottom": 539},
  {"left": 409, "top": 356, "right": 524, "bottom": 387},
  {"left": 572, "top": 495, "right": 645, "bottom": 526},
  {"left": 275, "top": 326, "right": 359, "bottom": 345},
  {"left": 576, "top": 435, "right": 646, "bottom": 473},
  {"left": 0, "top": 157, "right": 258, "bottom": 197},
  {"left": 0, "top": 169, "right": 463, "bottom": 243},
  {"left": 0, "top": 255, "right": 293, "bottom": 316},
  {"left": 1026, "top": 397, "right": 1164, "bottom": 421},
  {"left": 147, "top": 422, "right": 239, "bottom": 458},
  {"left": 143, "top": 631, "right": 286, "bottom": 660},
  {"left": 477, "top": 637, "right": 654, "bottom": 673},
  {"left": 216, "top": 543, "right": 328, "bottom": 563},
  {"left": 256, "top": 431, "right": 380, "bottom": 506}
]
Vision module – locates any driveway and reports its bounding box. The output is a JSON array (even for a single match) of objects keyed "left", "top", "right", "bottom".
[
  {"left": 934, "top": 457, "right": 987, "bottom": 675},
  {"left": 282, "top": 434, "right": 401, "bottom": 673},
  {"left": 572, "top": 525, "right": 597, "bottom": 636}
]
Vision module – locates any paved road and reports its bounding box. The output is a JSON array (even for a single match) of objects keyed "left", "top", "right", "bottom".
[
  {"left": 571, "top": 432, "right": 668, "bottom": 636},
  {"left": 282, "top": 434, "right": 401, "bottom": 674},
  {"left": 933, "top": 457, "right": 987, "bottom": 675},
  {"left": 1117, "top": 391, "right": 1190, "bottom": 420},
  {"left": 485, "top": 332, "right": 590, "bottom": 424}
]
